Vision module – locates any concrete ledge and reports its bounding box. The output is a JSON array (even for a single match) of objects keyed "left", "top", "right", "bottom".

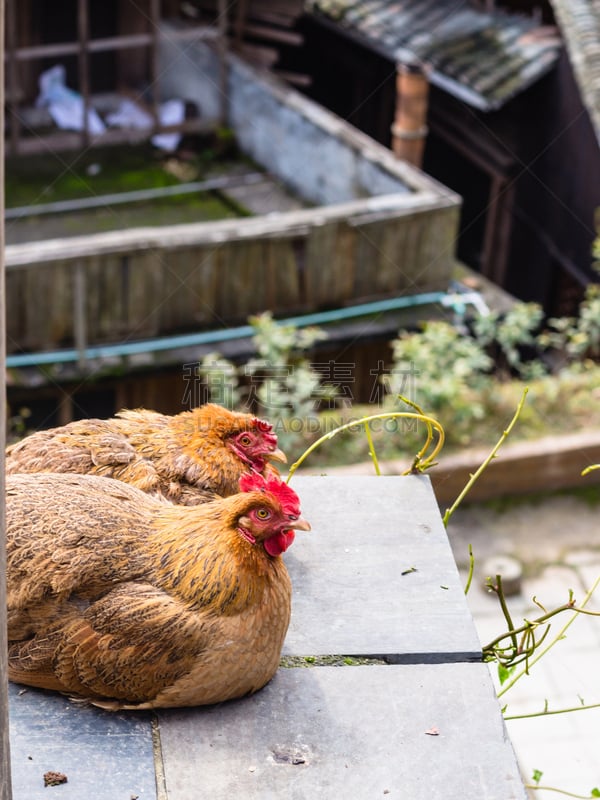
[
  {"left": 431, "top": 429, "right": 600, "bottom": 506},
  {"left": 312, "top": 430, "right": 600, "bottom": 507},
  {"left": 157, "top": 663, "right": 527, "bottom": 800}
]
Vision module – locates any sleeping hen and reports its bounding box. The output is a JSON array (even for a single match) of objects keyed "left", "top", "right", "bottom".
[
  {"left": 6, "top": 471, "right": 310, "bottom": 709},
  {"left": 5, "top": 403, "right": 286, "bottom": 504}
]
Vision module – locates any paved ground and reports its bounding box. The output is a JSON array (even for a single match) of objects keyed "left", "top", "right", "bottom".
[{"left": 447, "top": 494, "right": 600, "bottom": 799}]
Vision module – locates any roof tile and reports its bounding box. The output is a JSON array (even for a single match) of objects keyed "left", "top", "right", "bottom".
[{"left": 307, "top": 0, "right": 563, "bottom": 110}]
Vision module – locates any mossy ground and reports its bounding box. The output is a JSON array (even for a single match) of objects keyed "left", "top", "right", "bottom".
[{"left": 5, "top": 137, "right": 253, "bottom": 243}]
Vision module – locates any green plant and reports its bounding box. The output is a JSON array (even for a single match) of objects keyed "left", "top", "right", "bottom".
[
  {"left": 197, "top": 351, "right": 244, "bottom": 409},
  {"left": 540, "top": 284, "right": 600, "bottom": 364},
  {"left": 386, "top": 319, "right": 493, "bottom": 431},
  {"left": 473, "top": 301, "right": 547, "bottom": 380},
  {"left": 196, "top": 312, "right": 336, "bottom": 453}
]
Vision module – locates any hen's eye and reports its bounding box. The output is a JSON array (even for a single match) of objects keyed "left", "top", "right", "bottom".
[
  {"left": 256, "top": 508, "right": 271, "bottom": 520},
  {"left": 239, "top": 435, "right": 252, "bottom": 446}
]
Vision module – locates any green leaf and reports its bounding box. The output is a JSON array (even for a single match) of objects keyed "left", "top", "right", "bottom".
[
  {"left": 532, "top": 769, "right": 543, "bottom": 785},
  {"left": 590, "top": 788, "right": 600, "bottom": 797},
  {"left": 498, "top": 663, "right": 516, "bottom": 685}
]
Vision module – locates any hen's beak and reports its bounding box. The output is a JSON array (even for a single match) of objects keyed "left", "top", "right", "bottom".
[
  {"left": 290, "top": 516, "right": 311, "bottom": 532},
  {"left": 267, "top": 447, "right": 287, "bottom": 464}
]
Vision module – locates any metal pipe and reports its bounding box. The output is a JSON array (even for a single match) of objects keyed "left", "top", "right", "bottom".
[{"left": 5, "top": 289, "right": 489, "bottom": 369}]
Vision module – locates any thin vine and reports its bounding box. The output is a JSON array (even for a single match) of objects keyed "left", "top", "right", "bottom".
[
  {"left": 497, "top": 574, "right": 600, "bottom": 698},
  {"left": 442, "top": 387, "right": 529, "bottom": 527},
  {"left": 285, "top": 409, "right": 445, "bottom": 484}
]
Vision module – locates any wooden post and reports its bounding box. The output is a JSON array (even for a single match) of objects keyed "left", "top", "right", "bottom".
[
  {"left": 77, "top": 0, "right": 90, "bottom": 148},
  {"left": 73, "top": 260, "right": 88, "bottom": 369},
  {"left": 149, "top": 0, "right": 161, "bottom": 131},
  {"left": 233, "top": 0, "right": 248, "bottom": 48},
  {"left": 391, "top": 62, "right": 430, "bottom": 168},
  {"left": 0, "top": 0, "right": 14, "bottom": 795},
  {"left": 218, "top": 0, "right": 229, "bottom": 125},
  {"left": 6, "top": 1, "right": 19, "bottom": 157}
]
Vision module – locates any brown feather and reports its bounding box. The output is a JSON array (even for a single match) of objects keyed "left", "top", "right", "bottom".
[{"left": 6, "top": 404, "right": 285, "bottom": 504}]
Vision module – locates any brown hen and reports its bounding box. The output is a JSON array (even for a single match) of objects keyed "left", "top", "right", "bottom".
[
  {"left": 5, "top": 403, "right": 286, "bottom": 504},
  {"left": 6, "top": 471, "right": 310, "bottom": 709}
]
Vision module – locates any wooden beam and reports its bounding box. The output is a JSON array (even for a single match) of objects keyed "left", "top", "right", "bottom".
[
  {"left": 5, "top": 27, "right": 219, "bottom": 60},
  {"left": 240, "top": 22, "right": 303, "bottom": 46},
  {"left": 0, "top": 0, "right": 13, "bottom": 795}
]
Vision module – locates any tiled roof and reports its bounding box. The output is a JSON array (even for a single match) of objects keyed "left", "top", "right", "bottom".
[
  {"left": 306, "top": 0, "right": 563, "bottom": 110},
  {"left": 549, "top": 0, "right": 600, "bottom": 141}
]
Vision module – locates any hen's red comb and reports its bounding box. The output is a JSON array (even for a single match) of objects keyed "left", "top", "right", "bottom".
[
  {"left": 239, "top": 472, "right": 301, "bottom": 514},
  {"left": 252, "top": 418, "right": 273, "bottom": 433}
]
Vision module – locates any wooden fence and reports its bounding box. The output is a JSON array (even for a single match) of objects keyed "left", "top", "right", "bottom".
[{"left": 6, "top": 194, "right": 458, "bottom": 358}]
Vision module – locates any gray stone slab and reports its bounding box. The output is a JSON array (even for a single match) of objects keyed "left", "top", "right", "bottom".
[
  {"left": 8, "top": 683, "right": 157, "bottom": 800},
  {"left": 157, "top": 662, "right": 527, "bottom": 800},
  {"left": 283, "top": 475, "right": 481, "bottom": 660}
]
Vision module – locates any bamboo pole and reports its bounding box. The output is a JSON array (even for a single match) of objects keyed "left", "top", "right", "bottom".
[{"left": 0, "top": 0, "right": 13, "bottom": 794}]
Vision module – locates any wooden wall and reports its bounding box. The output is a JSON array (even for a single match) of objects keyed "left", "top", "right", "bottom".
[{"left": 6, "top": 201, "right": 458, "bottom": 355}]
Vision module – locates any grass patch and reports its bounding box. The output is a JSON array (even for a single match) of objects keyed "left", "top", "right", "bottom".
[
  {"left": 6, "top": 143, "right": 181, "bottom": 207},
  {"left": 279, "top": 655, "right": 388, "bottom": 668}
]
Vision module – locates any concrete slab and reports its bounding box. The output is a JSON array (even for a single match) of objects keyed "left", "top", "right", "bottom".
[
  {"left": 284, "top": 475, "right": 481, "bottom": 661},
  {"left": 157, "top": 662, "right": 526, "bottom": 800},
  {"left": 8, "top": 683, "right": 157, "bottom": 800}
]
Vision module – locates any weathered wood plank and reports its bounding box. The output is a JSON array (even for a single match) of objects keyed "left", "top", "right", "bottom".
[
  {"left": 5, "top": 268, "right": 25, "bottom": 353},
  {"left": 83, "top": 254, "right": 125, "bottom": 343},
  {"left": 304, "top": 222, "right": 356, "bottom": 307},
  {"left": 417, "top": 206, "right": 461, "bottom": 287},
  {"left": 126, "top": 250, "right": 165, "bottom": 339},
  {"left": 215, "top": 239, "right": 271, "bottom": 322},
  {"left": 265, "top": 236, "right": 303, "bottom": 313},
  {"left": 22, "top": 265, "right": 59, "bottom": 350},
  {"left": 4, "top": 194, "right": 454, "bottom": 267}
]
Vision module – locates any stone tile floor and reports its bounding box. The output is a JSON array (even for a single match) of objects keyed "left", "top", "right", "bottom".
[{"left": 448, "top": 494, "right": 600, "bottom": 799}]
